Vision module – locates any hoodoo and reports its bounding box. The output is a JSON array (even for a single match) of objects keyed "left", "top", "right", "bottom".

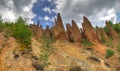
[{"left": 82, "top": 16, "right": 100, "bottom": 43}]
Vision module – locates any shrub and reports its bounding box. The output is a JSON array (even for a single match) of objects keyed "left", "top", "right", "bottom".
[
  {"left": 81, "top": 38, "right": 93, "bottom": 47},
  {"left": 12, "top": 17, "right": 32, "bottom": 48},
  {"left": 105, "top": 37, "right": 114, "bottom": 48},
  {"left": 105, "top": 49, "right": 114, "bottom": 59},
  {"left": 101, "top": 35, "right": 105, "bottom": 43},
  {"left": 40, "top": 35, "right": 55, "bottom": 68}
]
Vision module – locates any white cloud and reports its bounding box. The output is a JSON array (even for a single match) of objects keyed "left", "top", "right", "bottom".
[
  {"left": 54, "top": 0, "right": 120, "bottom": 27},
  {"left": 99, "top": 8, "right": 116, "bottom": 24},
  {"left": 44, "top": 15, "right": 50, "bottom": 21},
  {"left": 0, "top": 0, "right": 37, "bottom": 24},
  {"left": 42, "top": 7, "right": 51, "bottom": 14},
  {"left": 48, "top": 0, "right": 51, "bottom": 2},
  {"left": 1, "top": 9, "right": 16, "bottom": 22}
]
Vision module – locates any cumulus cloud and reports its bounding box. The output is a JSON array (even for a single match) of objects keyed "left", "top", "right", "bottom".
[
  {"left": 0, "top": 0, "right": 37, "bottom": 24},
  {"left": 54, "top": 0, "right": 120, "bottom": 27},
  {"left": 42, "top": 7, "right": 51, "bottom": 14},
  {"left": 44, "top": 15, "right": 50, "bottom": 21}
]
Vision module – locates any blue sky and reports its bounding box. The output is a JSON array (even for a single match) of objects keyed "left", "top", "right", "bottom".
[
  {"left": 0, "top": 0, "right": 120, "bottom": 28},
  {"left": 32, "top": 0, "right": 56, "bottom": 28}
]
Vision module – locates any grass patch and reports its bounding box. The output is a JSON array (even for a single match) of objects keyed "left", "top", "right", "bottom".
[
  {"left": 39, "top": 35, "right": 55, "bottom": 68},
  {"left": 105, "top": 49, "right": 114, "bottom": 59},
  {"left": 105, "top": 37, "right": 114, "bottom": 48},
  {"left": 81, "top": 38, "right": 93, "bottom": 47},
  {"left": 101, "top": 34, "right": 105, "bottom": 43},
  {"left": 0, "top": 17, "right": 33, "bottom": 51}
]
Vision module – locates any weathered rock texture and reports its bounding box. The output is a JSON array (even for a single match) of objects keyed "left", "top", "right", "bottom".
[
  {"left": 66, "top": 20, "right": 82, "bottom": 42},
  {"left": 52, "top": 13, "right": 68, "bottom": 40},
  {"left": 66, "top": 24, "right": 74, "bottom": 42},
  {"left": 71, "top": 20, "right": 82, "bottom": 42},
  {"left": 96, "top": 27, "right": 108, "bottom": 42},
  {"left": 45, "top": 25, "right": 51, "bottom": 37},
  {"left": 82, "top": 16, "right": 99, "bottom": 43},
  {"left": 30, "top": 21, "right": 44, "bottom": 38},
  {"left": 106, "top": 21, "right": 118, "bottom": 40}
]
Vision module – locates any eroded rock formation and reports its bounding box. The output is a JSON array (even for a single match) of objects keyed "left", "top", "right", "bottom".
[
  {"left": 66, "top": 20, "right": 82, "bottom": 42},
  {"left": 52, "top": 13, "right": 68, "bottom": 40},
  {"left": 30, "top": 21, "right": 44, "bottom": 38},
  {"left": 82, "top": 16, "right": 100, "bottom": 43},
  {"left": 96, "top": 27, "right": 108, "bottom": 43},
  {"left": 45, "top": 25, "right": 51, "bottom": 37},
  {"left": 106, "top": 21, "right": 118, "bottom": 40}
]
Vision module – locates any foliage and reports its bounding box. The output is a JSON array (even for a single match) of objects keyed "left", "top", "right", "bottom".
[
  {"left": 0, "top": 17, "right": 33, "bottom": 49},
  {"left": 105, "top": 37, "right": 114, "bottom": 48},
  {"left": 104, "top": 21, "right": 120, "bottom": 36},
  {"left": 101, "top": 34, "right": 105, "bottom": 43},
  {"left": 105, "top": 49, "right": 114, "bottom": 59},
  {"left": 12, "top": 17, "right": 32, "bottom": 49},
  {"left": 113, "top": 23, "right": 120, "bottom": 34},
  {"left": 39, "top": 35, "right": 55, "bottom": 68},
  {"left": 81, "top": 38, "right": 93, "bottom": 47}
]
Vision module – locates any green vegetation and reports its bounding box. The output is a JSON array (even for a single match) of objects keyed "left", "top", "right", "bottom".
[
  {"left": 105, "top": 49, "right": 114, "bottom": 59},
  {"left": 117, "top": 43, "right": 120, "bottom": 59},
  {"left": 81, "top": 38, "right": 93, "bottom": 47},
  {"left": 39, "top": 35, "right": 55, "bottom": 68},
  {"left": 104, "top": 21, "right": 120, "bottom": 36},
  {"left": 105, "top": 37, "right": 114, "bottom": 48},
  {"left": 101, "top": 34, "right": 105, "bottom": 43},
  {"left": 12, "top": 17, "right": 32, "bottom": 48},
  {"left": 0, "top": 16, "right": 33, "bottom": 50}
]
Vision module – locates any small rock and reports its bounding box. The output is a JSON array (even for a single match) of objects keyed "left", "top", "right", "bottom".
[
  {"left": 32, "top": 62, "right": 44, "bottom": 71},
  {"left": 116, "top": 67, "right": 120, "bottom": 71},
  {"left": 88, "top": 56, "right": 101, "bottom": 63},
  {"left": 69, "top": 66, "right": 84, "bottom": 71},
  {"left": 104, "top": 62, "right": 110, "bottom": 67},
  {"left": 31, "top": 55, "right": 38, "bottom": 60},
  {"left": 86, "top": 48, "right": 93, "bottom": 51},
  {"left": 14, "top": 54, "right": 19, "bottom": 59}
]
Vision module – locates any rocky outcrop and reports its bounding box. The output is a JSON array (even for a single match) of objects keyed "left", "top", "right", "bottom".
[
  {"left": 82, "top": 16, "right": 99, "bottom": 43},
  {"left": 66, "top": 24, "right": 74, "bottom": 42},
  {"left": 30, "top": 21, "right": 44, "bottom": 38},
  {"left": 106, "top": 21, "right": 118, "bottom": 40},
  {"left": 71, "top": 20, "right": 82, "bottom": 42},
  {"left": 100, "top": 28, "right": 108, "bottom": 41},
  {"left": 52, "top": 13, "right": 68, "bottom": 40},
  {"left": 96, "top": 27, "right": 102, "bottom": 42},
  {"left": 96, "top": 27, "right": 108, "bottom": 42},
  {"left": 66, "top": 20, "right": 82, "bottom": 42},
  {"left": 45, "top": 25, "right": 51, "bottom": 37}
]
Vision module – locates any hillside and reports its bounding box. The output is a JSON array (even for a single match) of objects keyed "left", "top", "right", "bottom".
[{"left": 0, "top": 13, "right": 120, "bottom": 71}]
